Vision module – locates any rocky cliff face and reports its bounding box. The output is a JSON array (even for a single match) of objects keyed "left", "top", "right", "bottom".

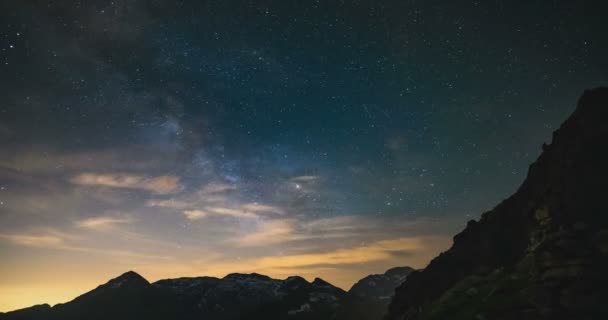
[{"left": 385, "top": 87, "right": 608, "bottom": 320}]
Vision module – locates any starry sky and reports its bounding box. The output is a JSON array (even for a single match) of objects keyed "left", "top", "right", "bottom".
[{"left": 1, "top": 0, "right": 607, "bottom": 312}]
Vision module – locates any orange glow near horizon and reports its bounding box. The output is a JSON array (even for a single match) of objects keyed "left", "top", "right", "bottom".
[{"left": 0, "top": 235, "right": 452, "bottom": 312}]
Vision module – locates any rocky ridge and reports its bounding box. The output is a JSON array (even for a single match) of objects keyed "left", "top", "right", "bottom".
[{"left": 385, "top": 87, "right": 608, "bottom": 319}]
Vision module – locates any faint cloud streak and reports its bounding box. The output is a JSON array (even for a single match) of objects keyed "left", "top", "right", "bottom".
[
  {"left": 76, "top": 216, "right": 132, "bottom": 231},
  {"left": 233, "top": 219, "right": 295, "bottom": 246},
  {"left": 70, "top": 173, "right": 181, "bottom": 193}
]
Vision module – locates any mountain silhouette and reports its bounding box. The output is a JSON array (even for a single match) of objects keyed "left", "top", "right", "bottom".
[
  {"left": 385, "top": 87, "right": 608, "bottom": 319},
  {"left": 0, "top": 267, "right": 412, "bottom": 320}
]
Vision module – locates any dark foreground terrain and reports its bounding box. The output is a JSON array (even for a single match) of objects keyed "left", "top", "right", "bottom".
[
  {"left": 386, "top": 87, "right": 608, "bottom": 319},
  {"left": 2, "top": 88, "right": 608, "bottom": 320}
]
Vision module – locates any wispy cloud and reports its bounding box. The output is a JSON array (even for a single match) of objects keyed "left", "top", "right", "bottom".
[
  {"left": 195, "top": 235, "right": 451, "bottom": 289},
  {"left": 76, "top": 216, "right": 132, "bottom": 231},
  {"left": 194, "top": 207, "right": 254, "bottom": 218},
  {"left": 70, "top": 173, "right": 181, "bottom": 193},
  {"left": 146, "top": 181, "right": 236, "bottom": 211},
  {"left": 183, "top": 203, "right": 284, "bottom": 220},
  {"left": 0, "top": 146, "right": 181, "bottom": 174},
  {"left": 230, "top": 215, "right": 462, "bottom": 249},
  {"left": 199, "top": 182, "right": 237, "bottom": 195},
  {"left": 233, "top": 219, "right": 295, "bottom": 246},
  {"left": 0, "top": 229, "right": 171, "bottom": 261},
  {"left": 183, "top": 209, "right": 207, "bottom": 220},
  {"left": 248, "top": 236, "right": 432, "bottom": 269},
  {"left": 146, "top": 199, "right": 193, "bottom": 209},
  {"left": 240, "top": 203, "right": 284, "bottom": 214},
  {"left": 290, "top": 175, "right": 320, "bottom": 183},
  {"left": 230, "top": 216, "right": 374, "bottom": 248},
  {"left": 0, "top": 233, "right": 65, "bottom": 248}
]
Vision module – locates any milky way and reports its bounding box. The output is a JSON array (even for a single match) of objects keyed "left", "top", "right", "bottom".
[{"left": 0, "top": 0, "right": 606, "bottom": 311}]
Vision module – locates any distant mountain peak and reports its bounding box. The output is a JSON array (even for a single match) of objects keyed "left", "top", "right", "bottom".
[
  {"left": 283, "top": 275, "right": 309, "bottom": 288},
  {"left": 223, "top": 272, "right": 273, "bottom": 281},
  {"left": 384, "top": 266, "right": 415, "bottom": 277},
  {"left": 103, "top": 271, "right": 149, "bottom": 289},
  {"left": 311, "top": 277, "right": 333, "bottom": 287},
  {"left": 118, "top": 270, "right": 145, "bottom": 279},
  {"left": 284, "top": 275, "right": 308, "bottom": 282}
]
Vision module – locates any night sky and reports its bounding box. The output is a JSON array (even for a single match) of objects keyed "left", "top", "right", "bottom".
[{"left": 1, "top": 0, "right": 607, "bottom": 312}]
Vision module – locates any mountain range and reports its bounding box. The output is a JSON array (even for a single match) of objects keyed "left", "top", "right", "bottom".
[
  {"left": 0, "top": 267, "right": 413, "bottom": 320},
  {"left": 2, "top": 87, "right": 608, "bottom": 320}
]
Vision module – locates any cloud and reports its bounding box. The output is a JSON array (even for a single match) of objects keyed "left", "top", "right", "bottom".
[
  {"left": 0, "top": 233, "right": 65, "bottom": 248},
  {"left": 233, "top": 219, "right": 295, "bottom": 246},
  {"left": 76, "top": 216, "right": 132, "bottom": 231},
  {"left": 240, "top": 203, "right": 284, "bottom": 214},
  {"left": 181, "top": 203, "right": 284, "bottom": 220},
  {"left": 228, "top": 215, "right": 462, "bottom": 250},
  {"left": 230, "top": 216, "right": 361, "bottom": 248},
  {"left": 290, "top": 175, "right": 320, "bottom": 183},
  {"left": 301, "top": 216, "right": 363, "bottom": 231},
  {"left": 70, "top": 173, "right": 181, "bottom": 193},
  {"left": 183, "top": 210, "right": 207, "bottom": 220},
  {"left": 146, "top": 199, "right": 192, "bottom": 209},
  {"left": 181, "top": 207, "right": 251, "bottom": 220},
  {"left": 199, "top": 182, "right": 237, "bottom": 195},
  {"left": 202, "top": 206, "right": 258, "bottom": 219},
  {"left": 0, "top": 230, "right": 172, "bottom": 261},
  {"left": 194, "top": 235, "right": 452, "bottom": 289},
  {"left": 0, "top": 146, "right": 182, "bottom": 174},
  {"left": 144, "top": 176, "right": 181, "bottom": 193},
  {"left": 146, "top": 181, "right": 236, "bottom": 211},
  {"left": 252, "top": 237, "right": 427, "bottom": 268}
]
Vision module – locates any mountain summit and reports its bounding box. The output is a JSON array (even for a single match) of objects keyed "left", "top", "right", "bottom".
[
  {"left": 386, "top": 87, "right": 608, "bottom": 319},
  {"left": 101, "top": 271, "right": 150, "bottom": 289}
]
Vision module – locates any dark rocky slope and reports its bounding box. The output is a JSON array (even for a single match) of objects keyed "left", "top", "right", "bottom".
[{"left": 385, "top": 87, "right": 608, "bottom": 320}]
